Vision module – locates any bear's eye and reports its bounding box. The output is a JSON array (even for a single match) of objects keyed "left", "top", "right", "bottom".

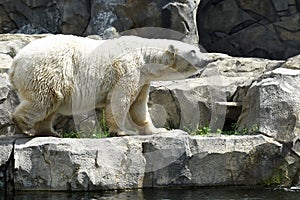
[{"left": 190, "top": 50, "right": 196, "bottom": 56}]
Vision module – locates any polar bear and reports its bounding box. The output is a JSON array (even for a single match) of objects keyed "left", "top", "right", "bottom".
[{"left": 9, "top": 35, "right": 213, "bottom": 137}]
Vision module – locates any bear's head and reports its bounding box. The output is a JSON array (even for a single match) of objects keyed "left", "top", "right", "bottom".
[{"left": 142, "top": 43, "right": 214, "bottom": 81}]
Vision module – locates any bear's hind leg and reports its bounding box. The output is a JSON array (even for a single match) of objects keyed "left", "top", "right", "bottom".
[
  {"left": 34, "top": 112, "right": 59, "bottom": 137},
  {"left": 12, "top": 100, "right": 46, "bottom": 136}
]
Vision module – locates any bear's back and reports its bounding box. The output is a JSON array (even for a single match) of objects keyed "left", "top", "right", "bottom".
[
  {"left": 14, "top": 35, "right": 101, "bottom": 61},
  {"left": 9, "top": 35, "right": 103, "bottom": 99}
]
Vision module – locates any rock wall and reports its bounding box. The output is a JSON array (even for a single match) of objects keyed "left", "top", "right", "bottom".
[
  {"left": 0, "top": 0, "right": 200, "bottom": 44},
  {"left": 198, "top": 0, "right": 300, "bottom": 59},
  {"left": 1, "top": 0, "right": 300, "bottom": 59}
]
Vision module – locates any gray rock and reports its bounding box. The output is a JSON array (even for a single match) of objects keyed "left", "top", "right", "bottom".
[
  {"left": 198, "top": 0, "right": 300, "bottom": 59},
  {"left": 13, "top": 133, "right": 147, "bottom": 191},
  {"left": 0, "top": 73, "right": 19, "bottom": 136},
  {"left": 282, "top": 54, "right": 300, "bottom": 70},
  {"left": 149, "top": 53, "right": 283, "bottom": 132},
  {"left": 0, "top": 34, "right": 50, "bottom": 72},
  {"left": 0, "top": 54, "right": 12, "bottom": 73},
  {"left": 1, "top": 0, "right": 90, "bottom": 35},
  {"left": 145, "top": 133, "right": 287, "bottom": 187},
  {"left": 238, "top": 67, "right": 300, "bottom": 143},
  {"left": 200, "top": 53, "right": 283, "bottom": 78},
  {"left": 1, "top": 0, "right": 299, "bottom": 59},
  {"left": 150, "top": 77, "right": 247, "bottom": 132},
  {"left": 0, "top": 0, "right": 200, "bottom": 45},
  {"left": 8, "top": 131, "right": 296, "bottom": 191},
  {"left": 272, "top": 0, "right": 289, "bottom": 11},
  {"left": 0, "top": 136, "right": 17, "bottom": 191},
  {"left": 84, "top": 0, "right": 200, "bottom": 45}
]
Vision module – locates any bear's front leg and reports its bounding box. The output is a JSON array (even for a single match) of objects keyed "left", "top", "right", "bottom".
[
  {"left": 129, "top": 84, "right": 167, "bottom": 135},
  {"left": 105, "top": 102, "right": 136, "bottom": 136},
  {"left": 105, "top": 75, "right": 140, "bottom": 136}
]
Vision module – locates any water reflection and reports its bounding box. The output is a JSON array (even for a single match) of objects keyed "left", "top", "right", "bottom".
[{"left": 1, "top": 187, "right": 300, "bottom": 200}]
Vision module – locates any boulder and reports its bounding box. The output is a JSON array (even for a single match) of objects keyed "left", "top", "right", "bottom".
[
  {"left": 198, "top": 0, "right": 300, "bottom": 59},
  {"left": 0, "top": 131, "right": 293, "bottom": 191},
  {"left": 150, "top": 76, "right": 248, "bottom": 132},
  {"left": 237, "top": 67, "right": 300, "bottom": 143}
]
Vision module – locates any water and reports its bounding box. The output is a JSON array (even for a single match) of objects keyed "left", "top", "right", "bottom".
[{"left": 1, "top": 187, "right": 300, "bottom": 200}]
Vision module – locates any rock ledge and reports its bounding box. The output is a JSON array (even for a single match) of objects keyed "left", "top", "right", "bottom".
[{"left": 1, "top": 131, "right": 299, "bottom": 191}]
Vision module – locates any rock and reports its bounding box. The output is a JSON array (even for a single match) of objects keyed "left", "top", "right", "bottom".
[
  {"left": 0, "top": 136, "right": 17, "bottom": 191},
  {"left": 84, "top": 0, "right": 200, "bottom": 44},
  {"left": 198, "top": 0, "right": 300, "bottom": 59},
  {"left": 236, "top": 0, "right": 278, "bottom": 21},
  {"left": 0, "top": 131, "right": 292, "bottom": 191},
  {"left": 0, "top": 73, "right": 19, "bottom": 136},
  {"left": 144, "top": 134, "right": 288, "bottom": 187},
  {"left": 237, "top": 67, "right": 300, "bottom": 143},
  {"left": 282, "top": 54, "right": 300, "bottom": 70},
  {"left": 1, "top": 0, "right": 90, "bottom": 35},
  {"left": 0, "top": 34, "right": 50, "bottom": 72},
  {"left": 150, "top": 77, "right": 247, "bottom": 132},
  {"left": 1, "top": 0, "right": 300, "bottom": 59},
  {"left": 149, "top": 53, "right": 283, "bottom": 132},
  {"left": 0, "top": 6, "right": 16, "bottom": 33},
  {"left": 0, "top": 0, "right": 200, "bottom": 45},
  {"left": 102, "top": 27, "right": 120, "bottom": 39},
  {"left": 199, "top": 0, "right": 254, "bottom": 37},
  {"left": 293, "top": 137, "right": 300, "bottom": 157},
  {"left": 200, "top": 53, "right": 283, "bottom": 78},
  {"left": 0, "top": 54, "right": 12, "bottom": 73},
  {"left": 272, "top": 0, "right": 289, "bottom": 12},
  {"left": 59, "top": 1, "right": 90, "bottom": 35}
]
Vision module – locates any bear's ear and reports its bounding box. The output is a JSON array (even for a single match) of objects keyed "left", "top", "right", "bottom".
[
  {"left": 168, "top": 45, "right": 177, "bottom": 53},
  {"left": 166, "top": 45, "right": 178, "bottom": 59}
]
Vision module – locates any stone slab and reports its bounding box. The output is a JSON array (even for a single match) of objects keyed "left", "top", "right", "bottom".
[{"left": 8, "top": 131, "right": 290, "bottom": 191}]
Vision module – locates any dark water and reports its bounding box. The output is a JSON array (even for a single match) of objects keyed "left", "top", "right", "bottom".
[{"left": 1, "top": 187, "right": 300, "bottom": 200}]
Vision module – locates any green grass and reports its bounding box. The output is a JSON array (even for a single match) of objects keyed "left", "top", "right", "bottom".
[
  {"left": 91, "top": 126, "right": 110, "bottom": 138},
  {"left": 186, "top": 123, "right": 259, "bottom": 136},
  {"left": 186, "top": 126, "right": 211, "bottom": 136},
  {"left": 63, "top": 109, "right": 111, "bottom": 139},
  {"left": 63, "top": 131, "right": 82, "bottom": 138}
]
